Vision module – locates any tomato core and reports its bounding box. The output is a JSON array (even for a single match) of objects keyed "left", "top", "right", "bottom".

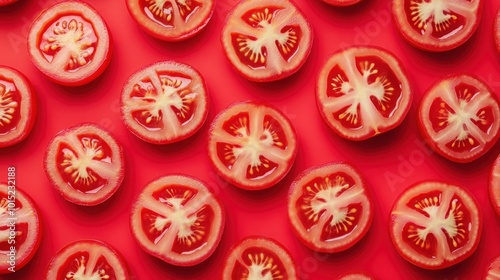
[{"left": 0, "top": 77, "right": 21, "bottom": 135}]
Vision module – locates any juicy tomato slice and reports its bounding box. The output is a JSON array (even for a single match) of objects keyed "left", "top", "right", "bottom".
[
  {"left": 126, "top": 0, "right": 215, "bottom": 41},
  {"left": 418, "top": 74, "right": 500, "bottom": 163},
  {"left": 130, "top": 175, "right": 224, "bottom": 266},
  {"left": 121, "top": 61, "right": 209, "bottom": 144},
  {"left": 221, "top": 0, "right": 313, "bottom": 82},
  {"left": 0, "top": 184, "right": 41, "bottom": 274},
  {"left": 44, "top": 123, "right": 125, "bottom": 206},
  {"left": 392, "top": 0, "right": 483, "bottom": 52},
  {"left": 484, "top": 255, "right": 500, "bottom": 280},
  {"left": 288, "top": 163, "right": 373, "bottom": 253},
  {"left": 490, "top": 154, "right": 500, "bottom": 217},
  {"left": 389, "top": 181, "right": 482, "bottom": 270},
  {"left": 45, "top": 240, "right": 129, "bottom": 279},
  {"left": 338, "top": 273, "right": 375, "bottom": 280},
  {"left": 222, "top": 236, "right": 297, "bottom": 280},
  {"left": 27, "top": 1, "right": 111, "bottom": 86},
  {"left": 208, "top": 101, "right": 297, "bottom": 190},
  {"left": 495, "top": 8, "right": 500, "bottom": 54},
  {"left": 316, "top": 46, "right": 412, "bottom": 141},
  {"left": 0, "top": 66, "right": 36, "bottom": 148},
  {"left": 321, "top": 0, "right": 362, "bottom": 7}
]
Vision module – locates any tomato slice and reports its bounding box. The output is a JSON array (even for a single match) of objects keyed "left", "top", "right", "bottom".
[
  {"left": 338, "top": 273, "right": 375, "bottom": 280},
  {"left": 221, "top": 0, "right": 313, "bottom": 82},
  {"left": 0, "top": 184, "right": 41, "bottom": 274},
  {"left": 495, "top": 8, "right": 500, "bottom": 54},
  {"left": 490, "top": 155, "right": 500, "bottom": 217},
  {"left": 484, "top": 255, "right": 500, "bottom": 280},
  {"left": 45, "top": 240, "right": 129, "bottom": 279},
  {"left": 126, "top": 0, "right": 215, "bottom": 41},
  {"left": 418, "top": 74, "right": 500, "bottom": 163},
  {"left": 208, "top": 101, "right": 297, "bottom": 190},
  {"left": 288, "top": 163, "right": 372, "bottom": 253},
  {"left": 0, "top": 66, "right": 36, "bottom": 148},
  {"left": 130, "top": 175, "right": 224, "bottom": 266},
  {"left": 316, "top": 46, "right": 412, "bottom": 141},
  {"left": 392, "top": 0, "right": 483, "bottom": 52},
  {"left": 389, "top": 181, "right": 482, "bottom": 270},
  {"left": 44, "top": 123, "right": 124, "bottom": 206},
  {"left": 222, "top": 236, "right": 297, "bottom": 280},
  {"left": 27, "top": 1, "right": 111, "bottom": 86},
  {"left": 321, "top": 0, "right": 362, "bottom": 7},
  {"left": 121, "top": 61, "right": 209, "bottom": 144}
]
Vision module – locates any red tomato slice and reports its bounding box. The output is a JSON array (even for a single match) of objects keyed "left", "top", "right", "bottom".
[
  {"left": 0, "top": 66, "right": 36, "bottom": 148},
  {"left": 338, "top": 273, "right": 375, "bottom": 280},
  {"left": 321, "top": 0, "right": 362, "bottom": 7},
  {"left": 121, "top": 61, "right": 209, "bottom": 144},
  {"left": 484, "top": 255, "right": 500, "bottom": 280},
  {"left": 392, "top": 0, "right": 483, "bottom": 52},
  {"left": 46, "top": 240, "right": 129, "bottom": 279},
  {"left": 126, "top": 0, "right": 215, "bottom": 41},
  {"left": 490, "top": 154, "right": 500, "bottom": 217},
  {"left": 221, "top": 0, "right": 313, "bottom": 82},
  {"left": 130, "top": 175, "right": 224, "bottom": 266},
  {"left": 418, "top": 74, "right": 500, "bottom": 163},
  {"left": 389, "top": 181, "right": 482, "bottom": 270},
  {"left": 222, "top": 236, "right": 297, "bottom": 280},
  {"left": 44, "top": 123, "right": 125, "bottom": 206},
  {"left": 208, "top": 101, "right": 297, "bottom": 190},
  {"left": 288, "top": 163, "right": 373, "bottom": 253},
  {"left": 316, "top": 46, "right": 412, "bottom": 141},
  {"left": 495, "top": 8, "right": 500, "bottom": 54},
  {"left": 0, "top": 184, "right": 41, "bottom": 274},
  {"left": 27, "top": 1, "right": 111, "bottom": 86}
]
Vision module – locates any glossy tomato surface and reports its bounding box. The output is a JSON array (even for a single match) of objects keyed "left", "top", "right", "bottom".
[
  {"left": 0, "top": 184, "right": 41, "bottom": 274},
  {"left": 288, "top": 162, "right": 372, "bottom": 253},
  {"left": 44, "top": 123, "right": 125, "bottom": 206},
  {"left": 0, "top": 66, "right": 36, "bottom": 148},
  {"left": 316, "top": 46, "right": 412, "bottom": 141},
  {"left": 389, "top": 181, "right": 482, "bottom": 270},
  {"left": 484, "top": 255, "right": 500, "bottom": 280},
  {"left": 45, "top": 240, "right": 129, "bottom": 279},
  {"left": 392, "top": 0, "right": 483, "bottom": 52},
  {"left": 496, "top": 8, "right": 500, "bottom": 54},
  {"left": 0, "top": 0, "right": 17, "bottom": 6},
  {"left": 490, "top": 155, "right": 500, "bottom": 216},
  {"left": 27, "top": 1, "right": 111, "bottom": 86},
  {"left": 418, "top": 74, "right": 500, "bottom": 163},
  {"left": 337, "top": 273, "right": 375, "bottom": 280},
  {"left": 130, "top": 174, "right": 224, "bottom": 266},
  {"left": 126, "top": 0, "right": 215, "bottom": 42},
  {"left": 121, "top": 61, "right": 208, "bottom": 144},
  {"left": 221, "top": 0, "right": 313, "bottom": 82}
]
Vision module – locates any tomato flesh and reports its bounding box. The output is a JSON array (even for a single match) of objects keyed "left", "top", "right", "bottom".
[
  {"left": 490, "top": 155, "right": 500, "bottom": 216},
  {"left": 57, "top": 251, "right": 118, "bottom": 280},
  {"left": 232, "top": 247, "right": 288, "bottom": 279},
  {"left": 0, "top": 78, "right": 21, "bottom": 135},
  {"left": 484, "top": 256, "right": 500, "bottom": 280},
  {"left": 139, "top": 0, "right": 202, "bottom": 28}
]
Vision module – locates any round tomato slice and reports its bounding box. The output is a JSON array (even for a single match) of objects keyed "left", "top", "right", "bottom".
[
  {"left": 221, "top": 0, "right": 313, "bottom": 82},
  {"left": 130, "top": 175, "right": 224, "bottom": 266},
  {"left": 389, "top": 181, "right": 482, "bottom": 270},
  {"left": 46, "top": 240, "right": 129, "bottom": 279},
  {"left": 316, "top": 46, "right": 412, "bottom": 141},
  {"left": 338, "top": 273, "right": 375, "bottom": 280},
  {"left": 27, "top": 1, "right": 111, "bottom": 86},
  {"left": 495, "top": 8, "right": 500, "bottom": 54},
  {"left": 321, "top": 0, "right": 362, "bottom": 7},
  {"left": 288, "top": 163, "right": 372, "bottom": 253},
  {"left": 222, "top": 236, "right": 297, "bottom": 280},
  {"left": 392, "top": 0, "right": 483, "bottom": 52},
  {"left": 0, "top": 184, "right": 41, "bottom": 274},
  {"left": 484, "top": 255, "right": 500, "bottom": 280},
  {"left": 0, "top": 66, "right": 36, "bottom": 148},
  {"left": 126, "top": 0, "right": 215, "bottom": 41},
  {"left": 418, "top": 74, "right": 500, "bottom": 163},
  {"left": 208, "top": 101, "right": 297, "bottom": 190},
  {"left": 121, "top": 61, "right": 209, "bottom": 144},
  {"left": 44, "top": 123, "right": 125, "bottom": 206},
  {"left": 490, "top": 154, "right": 500, "bottom": 217}
]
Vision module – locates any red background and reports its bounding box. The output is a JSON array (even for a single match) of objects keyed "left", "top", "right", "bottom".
[{"left": 1, "top": 0, "right": 499, "bottom": 279}]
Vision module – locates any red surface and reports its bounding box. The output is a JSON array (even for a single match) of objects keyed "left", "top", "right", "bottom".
[{"left": 0, "top": 0, "right": 499, "bottom": 279}]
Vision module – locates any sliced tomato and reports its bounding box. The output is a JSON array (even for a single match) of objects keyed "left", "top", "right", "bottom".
[
  {"left": 288, "top": 163, "right": 372, "bottom": 253},
  {"left": 338, "top": 273, "right": 375, "bottom": 280},
  {"left": 321, "top": 0, "right": 362, "bottom": 7},
  {"left": 490, "top": 154, "right": 500, "bottom": 217},
  {"left": 45, "top": 240, "right": 129, "bottom": 279},
  {"left": 0, "top": 184, "right": 41, "bottom": 274},
  {"left": 495, "top": 8, "right": 500, "bottom": 54},
  {"left": 484, "top": 255, "right": 500, "bottom": 280},
  {"left": 389, "top": 181, "right": 482, "bottom": 270},
  {"left": 392, "top": 0, "right": 483, "bottom": 52},
  {"left": 27, "top": 1, "right": 111, "bottom": 86},
  {"left": 130, "top": 175, "right": 224, "bottom": 266},
  {"left": 126, "top": 0, "right": 215, "bottom": 41},
  {"left": 0, "top": 66, "right": 36, "bottom": 148},
  {"left": 208, "top": 101, "right": 297, "bottom": 190},
  {"left": 418, "top": 74, "right": 500, "bottom": 163},
  {"left": 221, "top": 0, "right": 313, "bottom": 82},
  {"left": 316, "top": 46, "right": 412, "bottom": 141},
  {"left": 121, "top": 61, "right": 209, "bottom": 144},
  {"left": 222, "top": 236, "right": 297, "bottom": 280},
  {"left": 44, "top": 123, "right": 124, "bottom": 206}
]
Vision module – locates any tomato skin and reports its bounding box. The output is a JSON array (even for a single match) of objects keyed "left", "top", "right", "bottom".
[
  {"left": 27, "top": 1, "right": 112, "bottom": 86},
  {"left": 495, "top": 8, "right": 500, "bottom": 54},
  {"left": 490, "top": 154, "right": 500, "bottom": 217},
  {"left": 337, "top": 272, "right": 375, "bottom": 280},
  {"left": 0, "top": 0, "right": 17, "bottom": 6},
  {"left": 0, "top": 66, "right": 37, "bottom": 148},
  {"left": 483, "top": 255, "right": 500, "bottom": 280},
  {"left": 321, "top": 0, "right": 362, "bottom": 7}
]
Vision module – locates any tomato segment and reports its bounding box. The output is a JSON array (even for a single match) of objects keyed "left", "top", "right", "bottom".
[
  {"left": 490, "top": 155, "right": 500, "bottom": 216},
  {"left": 0, "top": 78, "right": 20, "bottom": 135},
  {"left": 496, "top": 8, "right": 500, "bottom": 54},
  {"left": 484, "top": 255, "right": 500, "bottom": 280}
]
